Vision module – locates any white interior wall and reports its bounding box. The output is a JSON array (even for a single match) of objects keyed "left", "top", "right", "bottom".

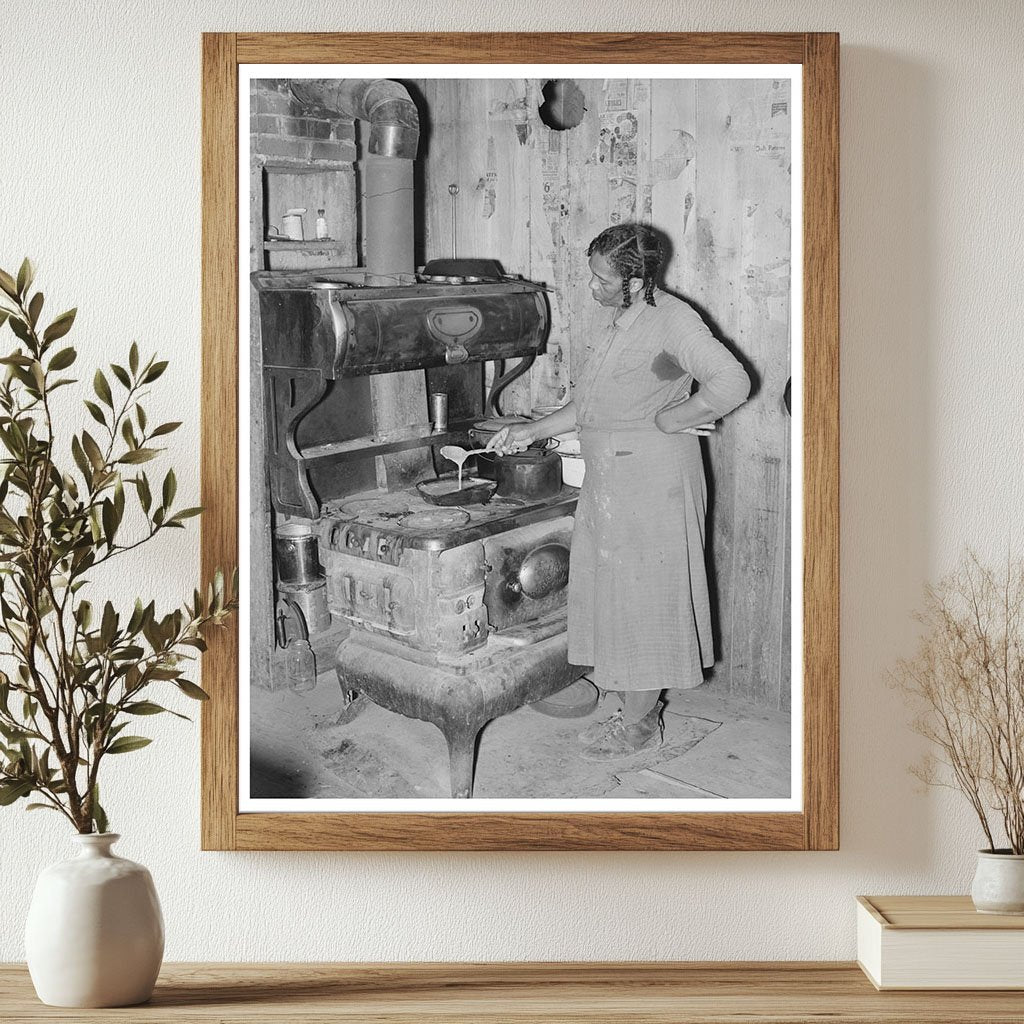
[{"left": 1, "top": 0, "right": 1022, "bottom": 961}]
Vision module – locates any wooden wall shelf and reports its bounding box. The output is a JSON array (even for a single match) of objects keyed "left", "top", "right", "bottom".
[
  {"left": 263, "top": 240, "right": 346, "bottom": 251},
  {"left": 2, "top": 962, "right": 1022, "bottom": 1022},
  {"left": 299, "top": 421, "right": 474, "bottom": 463}
]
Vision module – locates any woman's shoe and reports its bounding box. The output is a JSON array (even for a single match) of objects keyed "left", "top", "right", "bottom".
[
  {"left": 577, "top": 709, "right": 622, "bottom": 745},
  {"left": 580, "top": 703, "right": 664, "bottom": 761}
]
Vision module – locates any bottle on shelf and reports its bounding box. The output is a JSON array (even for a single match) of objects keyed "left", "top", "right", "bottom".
[{"left": 315, "top": 208, "right": 329, "bottom": 240}]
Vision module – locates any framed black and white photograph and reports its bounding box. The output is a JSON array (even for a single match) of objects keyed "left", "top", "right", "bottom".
[{"left": 200, "top": 32, "right": 838, "bottom": 851}]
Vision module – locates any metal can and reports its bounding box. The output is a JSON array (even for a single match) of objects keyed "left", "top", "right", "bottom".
[
  {"left": 274, "top": 522, "right": 322, "bottom": 586},
  {"left": 279, "top": 580, "right": 332, "bottom": 636},
  {"left": 430, "top": 392, "right": 448, "bottom": 434}
]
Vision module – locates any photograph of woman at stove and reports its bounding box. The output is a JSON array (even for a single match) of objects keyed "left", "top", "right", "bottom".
[
  {"left": 245, "top": 69, "right": 796, "bottom": 809},
  {"left": 484, "top": 223, "right": 750, "bottom": 761}
]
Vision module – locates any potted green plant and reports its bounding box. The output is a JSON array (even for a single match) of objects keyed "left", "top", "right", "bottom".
[
  {"left": 0, "top": 259, "right": 236, "bottom": 1006},
  {"left": 895, "top": 552, "right": 1024, "bottom": 914}
]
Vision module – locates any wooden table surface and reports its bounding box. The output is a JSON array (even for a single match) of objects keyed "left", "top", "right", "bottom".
[{"left": 3, "top": 962, "right": 1024, "bottom": 1023}]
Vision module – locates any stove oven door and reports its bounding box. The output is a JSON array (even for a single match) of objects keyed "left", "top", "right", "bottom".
[
  {"left": 324, "top": 558, "right": 418, "bottom": 641},
  {"left": 482, "top": 516, "right": 573, "bottom": 634}
]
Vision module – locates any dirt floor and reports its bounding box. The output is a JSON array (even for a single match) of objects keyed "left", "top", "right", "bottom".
[{"left": 250, "top": 664, "right": 791, "bottom": 801}]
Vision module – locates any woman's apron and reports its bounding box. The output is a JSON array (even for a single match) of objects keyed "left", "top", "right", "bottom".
[{"left": 567, "top": 427, "right": 713, "bottom": 691}]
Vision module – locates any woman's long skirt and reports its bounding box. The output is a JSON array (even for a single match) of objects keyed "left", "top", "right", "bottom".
[{"left": 567, "top": 426, "right": 714, "bottom": 692}]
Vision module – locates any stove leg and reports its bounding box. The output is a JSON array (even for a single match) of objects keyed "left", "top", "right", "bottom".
[
  {"left": 334, "top": 666, "right": 357, "bottom": 707},
  {"left": 444, "top": 724, "right": 480, "bottom": 799}
]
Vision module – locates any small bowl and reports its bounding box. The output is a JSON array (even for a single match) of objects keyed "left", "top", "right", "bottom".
[{"left": 559, "top": 455, "right": 586, "bottom": 488}]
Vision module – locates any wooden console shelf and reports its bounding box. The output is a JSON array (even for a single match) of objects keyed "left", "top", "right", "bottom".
[{"left": 3, "top": 962, "right": 1023, "bottom": 1022}]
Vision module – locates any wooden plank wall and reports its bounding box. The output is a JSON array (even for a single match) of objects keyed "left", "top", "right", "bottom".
[{"left": 417, "top": 77, "right": 792, "bottom": 709}]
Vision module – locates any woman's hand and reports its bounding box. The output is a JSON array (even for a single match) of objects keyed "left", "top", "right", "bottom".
[
  {"left": 655, "top": 395, "right": 718, "bottom": 436},
  {"left": 484, "top": 423, "right": 535, "bottom": 455}
]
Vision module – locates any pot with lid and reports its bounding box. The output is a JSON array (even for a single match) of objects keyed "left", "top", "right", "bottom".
[
  {"left": 492, "top": 447, "right": 563, "bottom": 501},
  {"left": 470, "top": 417, "right": 559, "bottom": 484}
]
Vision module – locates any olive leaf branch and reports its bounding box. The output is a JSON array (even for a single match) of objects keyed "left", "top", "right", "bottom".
[{"left": 0, "top": 259, "right": 236, "bottom": 833}]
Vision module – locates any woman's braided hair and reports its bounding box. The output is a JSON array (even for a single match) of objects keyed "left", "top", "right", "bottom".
[{"left": 586, "top": 223, "right": 664, "bottom": 308}]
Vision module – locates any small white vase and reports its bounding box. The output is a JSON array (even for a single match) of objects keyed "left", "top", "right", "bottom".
[
  {"left": 25, "top": 833, "right": 164, "bottom": 1007},
  {"left": 971, "top": 849, "right": 1024, "bottom": 915}
]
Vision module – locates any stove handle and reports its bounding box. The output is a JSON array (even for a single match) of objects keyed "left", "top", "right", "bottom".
[{"left": 426, "top": 306, "right": 481, "bottom": 364}]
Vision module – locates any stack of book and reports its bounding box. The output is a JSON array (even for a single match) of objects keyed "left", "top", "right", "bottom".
[{"left": 857, "top": 895, "right": 1024, "bottom": 990}]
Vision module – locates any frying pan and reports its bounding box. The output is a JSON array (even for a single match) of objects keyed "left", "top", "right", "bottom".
[{"left": 416, "top": 475, "right": 497, "bottom": 506}]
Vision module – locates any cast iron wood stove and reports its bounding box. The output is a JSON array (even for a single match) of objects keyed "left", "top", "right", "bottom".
[{"left": 254, "top": 265, "right": 584, "bottom": 798}]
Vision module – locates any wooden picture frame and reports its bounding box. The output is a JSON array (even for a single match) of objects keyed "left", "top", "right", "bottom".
[{"left": 201, "top": 32, "right": 838, "bottom": 851}]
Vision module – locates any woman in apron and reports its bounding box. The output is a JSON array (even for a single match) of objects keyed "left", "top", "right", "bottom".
[{"left": 486, "top": 224, "right": 750, "bottom": 760}]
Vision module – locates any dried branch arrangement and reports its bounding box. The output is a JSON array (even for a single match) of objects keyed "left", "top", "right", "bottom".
[
  {"left": 0, "top": 259, "right": 236, "bottom": 833},
  {"left": 895, "top": 552, "right": 1024, "bottom": 853}
]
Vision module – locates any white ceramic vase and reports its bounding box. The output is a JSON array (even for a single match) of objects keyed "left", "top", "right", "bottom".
[
  {"left": 970, "top": 850, "right": 1024, "bottom": 915},
  {"left": 25, "top": 833, "right": 164, "bottom": 1007}
]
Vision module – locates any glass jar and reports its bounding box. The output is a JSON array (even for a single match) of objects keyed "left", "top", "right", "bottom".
[{"left": 285, "top": 639, "right": 316, "bottom": 692}]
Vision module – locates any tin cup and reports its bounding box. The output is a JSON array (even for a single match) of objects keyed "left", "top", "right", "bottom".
[
  {"left": 430, "top": 392, "right": 448, "bottom": 434},
  {"left": 282, "top": 208, "right": 306, "bottom": 240}
]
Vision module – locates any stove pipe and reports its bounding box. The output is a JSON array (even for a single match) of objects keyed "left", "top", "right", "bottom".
[{"left": 289, "top": 79, "right": 420, "bottom": 277}]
